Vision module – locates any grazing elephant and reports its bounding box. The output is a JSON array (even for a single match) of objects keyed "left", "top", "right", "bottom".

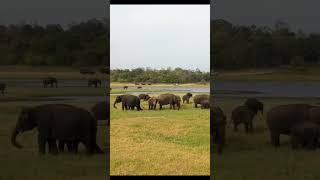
[
  {"left": 148, "top": 97, "right": 158, "bottom": 110},
  {"left": 91, "top": 101, "right": 110, "bottom": 125},
  {"left": 141, "top": 83, "right": 146, "bottom": 85},
  {"left": 148, "top": 83, "right": 152, "bottom": 85},
  {"left": 113, "top": 94, "right": 142, "bottom": 111},
  {"left": 0, "top": 83, "right": 6, "bottom": 95},
  {"left": 43, "top": 77, "right": 58, "bottom": 88},
  {"left": 138, "top": 94, "right": 151, "bottom": 101},
  {"left": 266, "top": 104, "right": 318, "bottom": 147},
  {"left": 291, "top": 122, "right": 320, "bottom": 150},
  {"left": 200, "top": 100, "right": 210, "bottom": 109},
  {"left": 88, "top": 78, "right": 101, "bottom": 88},
  {"left": 123, "top": 86, "right": 128, "bottom": 90},
  {"left": 182, "top": 93, "right": 193, "bottom": 104},
  {"left": 231, "top": 105, "right": 255, "bottom": 133},
  {"left": 158, "top": 93, "right": 180, "bottom": 110},
  {"left": 244, "top": 98, "right": 264, "bottom": 117},
  {"left": 211, "top": 106, "right": 227, "bottom": 154},
  {"left": 137, "top": 86, "right": 142, "bottom": 89},
  {"left": 11, "top": 104, "right": 103, "bottom": 155},
  {"left": 193, "top": 94, "right": 210, "bottom": 108}
]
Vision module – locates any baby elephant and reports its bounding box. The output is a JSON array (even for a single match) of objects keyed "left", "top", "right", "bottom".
[
  {"left": 200, "top": 100, "right": 210, "bottom": 109},
  {"left": 231, "top": 105, "right": 255, "bottom": 133},
  {"left": 291, "top": 122, "right": 320, "bottom": 150},
  {"left": 148, "top": 97, "right": 158, "bottom": 110},
  {"left": 182, "top": 93, "right": 192, "bottom": 104}
]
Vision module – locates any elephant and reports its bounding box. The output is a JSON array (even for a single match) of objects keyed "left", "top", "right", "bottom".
[
  {"left": 113, "top": 94, "right": 142, "bottom": 111},
  {"left": 91, "top": 101, "right": 110, "bottom": 125},
  {"left": 244, "top": 98, "right": 264, "bottom": 117},
  {"left": 200, "top": 100, "right": 210, "bottom": 109},
  {"left": 43, "top": 77, "right": 58, "bottom": 88},
  {"left": 231, "top": 105, "right": 256, "bottom": 133},
  {"left": 148, "top": 83, "right": 152, "bottom": 85},
  {"left": 141, "top": 83, "right": 146, "bottom": 85},
  {"left": 88, "top": 78, "right": 101, "bottom": 88},
  {"left": 211, "top": 106, "right": 227, "bottom": 154},
  {"left": 174, "top": 95, "right": 181, "bottom": 110},
  {"left": 138, "top": 94, "right": 151, "bottom": 101},
  {"left": 11, "top": 104, "right": 103, "bottom": 155},
  {"left": 291, "top": 122, "right": 320, "bottom": 150},
  {"left": 193, "top": 94, "right": 210, "bottom": 108},
  {"left": 137, "top": 86, "right": 142, "bottom": 89},
  {"left": 266, "top": 104, "right": 319, "bottom": 147},
  {"left": 148, "top": 97, "right": 158, "bottom": 110},
  {"left": 157, "top": 93, "right": 180, "bottom": 110},
  {"left": 123, "top": 86, "right": 128, "bottom": 90},
  {"left": 182, "top": 93, "right": 193, "bottom": 104},
  {"left": 0, "top": 83, "right": 6, "bottom": 95}
]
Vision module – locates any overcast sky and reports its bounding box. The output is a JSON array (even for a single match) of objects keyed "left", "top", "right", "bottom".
[
  {"left": 212, "top": 0, "right": 320, "bottom": 34},
  {"left": 110, "top": 5, "right": 210, "bottom": 72},
  {"left": 0, "top": 0, "right": 108, "bottom": 26}
]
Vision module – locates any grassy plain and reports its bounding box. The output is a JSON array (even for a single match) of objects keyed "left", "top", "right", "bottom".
[
  {"left": 212, "top": 97, "right": 320, "bottom": 180},
  {"left": 110, "top": 92, "right": 210, "bottom": 175}
]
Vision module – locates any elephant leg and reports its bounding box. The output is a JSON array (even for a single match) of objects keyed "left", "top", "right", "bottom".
[
  {"left": 245, "top": 123, "right": 249, "bottom": 133},
  {"left": 122, "top": 104, "right": 125, "bottom": 111},
  {"left": 160, "top": 104, "right": 162, "bottom": 110},
  {"left": 38, "top": 134, "right": 46, "bottom": 154},
  {"left": 58, "top": 140, "right": 65, "bottom": 152},
  {"left": 48, "top": 138, "right": 58, "bottom": 155},
  {"left": 66, "top": 141, "right": 73, "bottom": 152},
  {"left": 195, "top": 104, "right": 198, "bottom": 108}
]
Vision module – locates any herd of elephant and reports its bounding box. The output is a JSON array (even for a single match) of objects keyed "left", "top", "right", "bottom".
[
  {"left": 11, "top": 101, "right": 109, "bottom": 155},
  {"left": 212, "top": 98, "right": 320, "bottom": 154},
  {"left": 113, "top": 93, "right": 210, "bottom": 111},
  {"left": 0, "top": 77, "right": 103, "bottom": 95}
]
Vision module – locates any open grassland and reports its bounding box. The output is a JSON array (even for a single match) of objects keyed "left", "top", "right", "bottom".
[
  {"left": 212, "top": 97, "right": 320, "bottom": 180},
  {"left": 110, "top": 92, "right": 210, "bottom": 175},
  {"left": 111, "top": 82, "right": 210, "bottom": 89},
  {"left": 214, "top": 66, "right": 320, "bottom": 81},
  {"left": 0, "top": 101, "right": 108, "bottom": 180}
]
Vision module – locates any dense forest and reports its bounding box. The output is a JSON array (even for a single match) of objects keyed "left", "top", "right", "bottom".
[
  {"left": 212, "top": 19, "right": 320, "bottom": 69},
  {"left": 0, "top": 18, "right": 109, "bottom": 66},
  {"left": 111, "top": 68, "right": 210, "bottom": 83}
]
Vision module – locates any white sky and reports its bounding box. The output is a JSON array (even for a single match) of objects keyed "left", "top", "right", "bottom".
[{"left": 110, "top": 5, "right": 210, "bottom": 72}]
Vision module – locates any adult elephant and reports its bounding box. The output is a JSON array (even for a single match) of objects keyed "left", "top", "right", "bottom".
[
  {"left": 0, "top": 83, "right": 6, "bottom": 95},
  {"left": 244, "top": 98, "right": 264, "bottom": 117},
  {"left": 266, "top": 104, "right": 320, "bottom": 147},
  {"left": 113, "top": 94, "right": 142, "bottom": 111},
  {"left": 211, "top": 106, "right": 227, "bottom": 154},
  {"left": 193, "top": 94, "right": 210, "bottom": 108},
  {"left": 88, "top": 78, "right": 101, "bottom": 88},
  {"left": 43, "top": 77, "right": 58, "bottom": 88},
  {"left": 138, "top": 94, "right": 151, "bottom": 101},
  {"left": 157, "top": 93, "right": 180, "bottom": 110},
  {"left": 11, "top": 104, "right": 103, "bottom": 155},
  {"left": 290, "top": 122, "right": 320, "bottom": 150},
  {"left": 182, "top": 93, "right": 192, "bottom": 104},
  {"left": 231, "top": 105, "right": 255, "bottom": 133}
]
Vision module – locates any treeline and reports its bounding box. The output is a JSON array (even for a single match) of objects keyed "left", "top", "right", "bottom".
[
  {"left": 0, "top": 18, "right": 109, "bottom": 66},
  {"left": 111, "top": 68, "right": 210, "bottom": 83},
  {"left": 212, "top": 19, "right": 320, "bottom": 69}
]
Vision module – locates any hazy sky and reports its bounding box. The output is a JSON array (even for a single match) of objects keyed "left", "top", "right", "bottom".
[
  {"left": 0, "top": 0, "right": 109, "bottom": 26},
  {"left": 110, "top": 5, "right": 210, "bottom": 72},
  {"left": 212, "top": 0, "right": 320, "bottom": 34}
]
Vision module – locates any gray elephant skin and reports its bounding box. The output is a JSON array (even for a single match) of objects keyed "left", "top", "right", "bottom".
[
  {"left": 138, "top": 94, "right": 151, "bottom": 101},
  {"left": 266, "top": 104, "right": 320, "bottom": 147},
  {"left": 157, "top": 93, "right": 180, "bottom": 110},
  {"left": 113, "top": 94, "right": 142, "bottom": 111},
  {"left": 182, "top": 93, "right": 192, "bottom": 104},
  {"left": 211, "top": 106, "right": 227, "bottom": 154},
  {"left": 148, "top": 97, "right": 158, "bottom": 110},
  {"left": 43, "top": 76, "right": 58, "bottom": 88},
  {"left": 193, "top": 94, "right": 210, "bottom": 108},
  {"left": 232, "top": 105, "right": 256, "bottom": 133},
  {"left": 290, "top": 122, "right": 320, "bottom": 150},
  {"left": 11, "top": 104, "right": 103, "bottom": 155},
  {"left": 200, "top": 100, "right": 210, "bottom": 109}
]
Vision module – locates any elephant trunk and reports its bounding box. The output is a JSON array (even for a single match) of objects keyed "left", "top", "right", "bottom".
[
  {"left": 11, "top": 128, "right": 23, "bottom": 149},
  {"left": 113, "top": 101, "right": 118, "bottom": 109}
]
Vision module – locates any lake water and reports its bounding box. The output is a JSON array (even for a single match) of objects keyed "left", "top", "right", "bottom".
[{"left": 214, "top": 81, "right": 320, "bottom": 98}]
